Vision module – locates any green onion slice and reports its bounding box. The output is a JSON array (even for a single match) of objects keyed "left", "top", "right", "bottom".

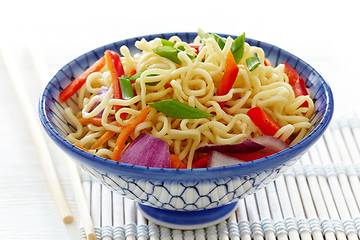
[
  {"left": 148, "top": 98, "right": 213, "bottom": 119},
  {"left": 211, "top": 34, "right": 226, "bottom": 50},
  {"left": 160, "top": 39, "right": 185, "bottom": 51},
  {"left": 231, "top": 33, "right": 245, "bottom": 64},
  {"left": 246, "top": 57, "right": 261, "bottom": 71},
  {"left": 198, "top": 29, "right": 244, "bottom": 54},
  {"left": 145, "top": 72, "right": 160, "bottom": 85},
  {"left": 197, "top": 28, "right": 211, "bottom": 39},
  {"left": 124, "top": 70, "right": 160, "bottom": 85},
  {"left": 153, "top": 46, "right": 194, "bottom": 65},
  {"left": 119, "top": 77, "right": 134, "bottom": 99},
  {"left": 153, "top": 46, "right": 182, "bottom": 64},
  {"left": 127, "top": 70, "right": 144, "bottom": 81},
  {"left": 161, "top": 38, "right": 176, "bottom": 47}
]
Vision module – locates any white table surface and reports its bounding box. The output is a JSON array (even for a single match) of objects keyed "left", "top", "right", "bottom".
[{"left": 1, "top": 0, "right": 359, "bottom": 239}]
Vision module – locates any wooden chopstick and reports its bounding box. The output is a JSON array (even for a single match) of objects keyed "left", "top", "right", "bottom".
[
  {"left": 0, "top": 44, "right": 73, "bottom": 224},
  {"left": 28, "top": 40, "right": 96, "bottom": 240},
  {"left": 66, "top": 158, "right": 96, "bottom": 240}
]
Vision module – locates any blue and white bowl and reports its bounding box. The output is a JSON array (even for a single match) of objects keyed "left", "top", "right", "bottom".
[{"left": 39, "top": 32, "right": 334, "bottom": 229}]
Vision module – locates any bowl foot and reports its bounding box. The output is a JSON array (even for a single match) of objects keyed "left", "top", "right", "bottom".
[{"left": 137, "top": 201, "right": 238, "bottom": 230}]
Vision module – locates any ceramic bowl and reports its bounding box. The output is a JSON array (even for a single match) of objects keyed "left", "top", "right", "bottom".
[{"left": 39, "top": 32, "right": 334, "bottom": 229}]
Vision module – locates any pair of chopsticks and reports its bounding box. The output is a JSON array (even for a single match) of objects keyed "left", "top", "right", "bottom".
[{"left": 0, "top": 43, "right": 95, "bottom": 240}]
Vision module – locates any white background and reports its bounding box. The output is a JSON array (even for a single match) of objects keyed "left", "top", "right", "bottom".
[{"left": 0, "top": 0, "right": 359, "bottom": 239}]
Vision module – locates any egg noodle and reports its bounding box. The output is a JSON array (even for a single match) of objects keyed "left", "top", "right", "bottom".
[{"left": 64, "top": 34, "right": 314, "bottom": 168}]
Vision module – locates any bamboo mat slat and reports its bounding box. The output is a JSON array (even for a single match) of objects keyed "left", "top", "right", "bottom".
[{"left": 78, "top": 116, "right": 360, "bottom": 240}]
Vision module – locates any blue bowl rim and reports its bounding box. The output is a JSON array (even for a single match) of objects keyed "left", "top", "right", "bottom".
[{"left": 39, "top": 31, "right": 334, "bottom": 178}]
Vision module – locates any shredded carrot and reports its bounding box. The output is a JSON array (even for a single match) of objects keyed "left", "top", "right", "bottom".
[
  {"left": 74, "top": 142, "right": 90, "bottom": 153},
  {"left": 170, "top": 154, "right": 187, "bottom": 169},
  {"left": 90, "top": 130, "right": 116, "bottom": 150},
  {"left": 78, "top": 117, "right": 103, "bottom": 126},
  {"left": 111, "top": 105, "right": 151, "bottom": 161}
]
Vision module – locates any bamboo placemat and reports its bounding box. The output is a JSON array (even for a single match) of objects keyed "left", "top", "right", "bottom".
[
  {"left": 1, "top": 41, "right": 354, "bottom": 240},
  {"left": 78, "top": 116, "right": 360, "bottom": 240}
]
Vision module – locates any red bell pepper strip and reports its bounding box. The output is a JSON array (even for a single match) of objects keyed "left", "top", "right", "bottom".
[
  {"left": 247, "top": 107, "right": 281, "bottom": 136},
  {"left": 217, "top": 51, "right": 239, "bottom": 108},
  {"left": 59, "top": 56, "right": 106, "bottom": 102},
  {"left": 283, "top": 62, "right": 299, "bottom": 86},
  {"left": 293, "top": 77, "right": 308, "bottom": 97},
  {"left": 192, "top": 154, "right": 210, "bottom": 168},
  {"left": 110, "top": 50, "right": 125, "bottom": 78},
  {"left": 264, "top": 58, "right": 270, "bottom": 66},
  {"left": 283, "top": 62, "right": 309, "bottom": 107},
  {"left": 189, "top": 44, "right": 200, "bottom": 55},
  {"left": 104, "top": 50, "right": 125, "bottom": 114}
]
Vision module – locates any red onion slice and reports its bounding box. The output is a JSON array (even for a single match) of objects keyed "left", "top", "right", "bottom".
[
  {"left": 119, "top": 133, "right": 171, "bottom": 168},
  {"left": 90, "top": 86, "right": 109, "bottom": 117},
  {"left": 206, "top": 136, "right": 289, "bottom": 168},
  {"left": 97, "top": 86, "right": 110, "bottom": 95},
  {"left": 196, "top": 138, "right": 265, "bottom": 154},
  {"left": 208, "top": 151, "right": 245, "bottom": 168},
  {"left": 251, "top": 136, "right": 289, "bottom": 153}
]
